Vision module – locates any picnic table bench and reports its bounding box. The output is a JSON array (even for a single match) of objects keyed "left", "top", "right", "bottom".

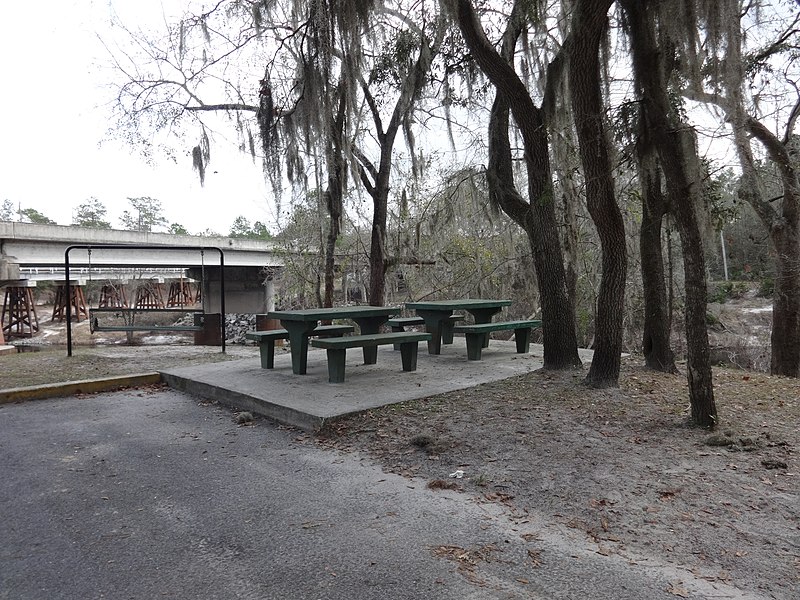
[
  {"left": 452, "top": 319, "right": 542, "bottom": 360},
  {"left": 246, "top": 324, "right": 354, "bottom": 369},
  {"left": 311, "top": 331, "right": 432, "bottom": 383}
]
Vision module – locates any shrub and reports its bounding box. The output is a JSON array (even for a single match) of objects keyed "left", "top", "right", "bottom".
[
  {"left": 709, "top": 281, "right": 749, "bottom": 303},
  {"left": 757, "top": 277, "right": 774, "bottom": 298}
]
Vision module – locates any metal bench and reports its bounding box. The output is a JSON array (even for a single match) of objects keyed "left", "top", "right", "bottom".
[
  {"left": 452, "top": 319, "right": 542, "bottom": 360},
  {"left": 311, "top": 331, "right": 432, "bottom": 383},
  {"left": 89, "top": 308, "right": 205, "bottom": 333},
  {"left": 387, "top": 314, "right": 464, "bottom": 345},
  {"left": 246, "top": 325, "right": 354, "bottom": 369}
]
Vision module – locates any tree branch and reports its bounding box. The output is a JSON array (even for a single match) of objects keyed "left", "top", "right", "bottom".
[{"left": 186, "top": 103, "right": 259, "bottom": 112}]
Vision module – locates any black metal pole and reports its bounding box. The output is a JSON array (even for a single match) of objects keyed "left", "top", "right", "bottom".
[
  {"left": 218, "top": 248, "right": 226, "bottom": 354},
  {"left": 65, "top": 248, "right": 73, "bottom": 357}
]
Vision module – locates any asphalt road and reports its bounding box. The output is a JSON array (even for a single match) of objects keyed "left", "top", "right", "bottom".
[{"left": 1, "top": 388, "right": 742, "bottom": 599}]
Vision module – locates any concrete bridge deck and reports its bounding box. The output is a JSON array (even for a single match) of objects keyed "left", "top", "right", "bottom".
[
  {"left": 0, "top": 221, "right": 286, "bottom": 269},
  {"left": 1, "top": 222, "right": 288, "bottom": 312}
]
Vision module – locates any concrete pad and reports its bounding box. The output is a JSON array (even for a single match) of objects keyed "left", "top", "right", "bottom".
[
  {"left": 0, "top": 345, "right": 15, "bottom": 356},
  {"left": 161, "top": 339, "right": 594, "bottom": 431}
]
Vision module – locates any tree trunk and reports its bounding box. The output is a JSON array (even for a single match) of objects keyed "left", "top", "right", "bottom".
[
  {"left": 624, "top": 0, "right": 717, "bottom": 426},
  {"left": 322, "top": 191, "right": 341, "bottom": 308},
  {"left": 568, "top": 0, "right": 626, "bottom": 387},
  {"left": 743, "top": 119, "right": 800, "bottom": 377},
  {"left": 455, "top": 0, "right": 582, "bottom": 370},
  {"left": 367, "top": 164, "right": 390, "bottom": 305},
  {"left": 322, "top": 88, "right": 347, "bottom": 308},
  {"left": 359, "top": 21, "right": 443, "bottom": 307},
  {"left": 672, "top": 181, "right": 717, "bottom": 427},
  {"left": 638, "top": 116, "right": 678, "bottom": 373},
  {"left": 683, "top": 0, "right": 800, "bottom": 377},
  {"left": 770, "top": 230, "right": 800, "bottom": 376},
  {"left": 549, "top": 73, "right": 582, "bottom": 321}
]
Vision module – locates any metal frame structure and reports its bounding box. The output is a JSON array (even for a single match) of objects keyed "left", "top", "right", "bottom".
[{"left": 65, "top": 244, "right": 226, "bottom": 356}]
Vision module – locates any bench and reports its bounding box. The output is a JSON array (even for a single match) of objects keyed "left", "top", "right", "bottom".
[
  {"left": 387, "top": 314, "right": 464, "bottom": 345},
  {"left": 311, "top": 331, "right": 432, "bottom": 383},
  {"left": 89, "top": 308, "right": 205, "bottom": 334},
  {"left": 452, "top": 320, "right": 542, "bottom": 360},
  {"left": 245, "top": 324, "right": 354, "bottom": 369}
]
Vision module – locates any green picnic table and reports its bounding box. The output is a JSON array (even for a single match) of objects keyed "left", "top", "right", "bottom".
[
  {"left": 404, "top": 299, "right": 512, "bottom": 355},
  {"left": 267, "top": 305, "right": 401, "bottom": 374}
]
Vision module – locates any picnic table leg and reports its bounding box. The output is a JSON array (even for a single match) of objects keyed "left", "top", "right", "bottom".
[
  {"left": 353, "top": 316, "right": 389, "bottom": 364},
  {"left": 464, "top": 333, "right": 484, "bottom": 360},
  {"left": 390, "top": 324, "right": 404, "bottom": 351},
  {"left": 281, "top": 321, "right": 319, "bottom": 374},
  {"left": 515, "top": 327, "right": 532, "bottom": 354},
  {"left": 414, "top": 309, "right": 450, "bottom": 355},
  {"left": 260, "top": 341, "right": 276, "bottom": 369},
  {"left": 469, "top": 307, "right": 503, "bottom": 348},
  {"left": 441, "top": 319, "right": 456, "bottom": 345},
  {"left": 326, "top": 348, "right": 347, "bottom": 383},
  {"left": 399, "top": 341, "right": 420, "bottom": 371}
]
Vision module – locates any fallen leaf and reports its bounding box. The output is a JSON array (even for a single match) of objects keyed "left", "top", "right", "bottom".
[{"left": 667, "top": 582, "right": 690, "bottom": 597}]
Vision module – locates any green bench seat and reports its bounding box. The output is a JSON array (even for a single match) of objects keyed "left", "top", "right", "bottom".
[
  {"left": 311, "top": 331, "right": 432, "bottom": 383},
  {"left": 452, "top": 319, "right": 542, "bottom": 361},
  {"left": 387, "top": 314, "right": 464, "bottom": 345},
  {"left": 246, "top": 324, "right": 354, "bottom": 369}
]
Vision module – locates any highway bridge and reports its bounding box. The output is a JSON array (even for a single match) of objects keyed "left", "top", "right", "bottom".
[
  {"left": 0, "top": 222, "right": 284, "bottom": 270},
  {"left": 0, "top": 222, "right": 288, "bottom": 314}
]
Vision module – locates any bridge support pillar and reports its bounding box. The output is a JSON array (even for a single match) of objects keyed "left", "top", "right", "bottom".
[
  {"left": 98, "top": 283, "right": 129, "bottom": 308},
  {"left": 51, "top": 280, "right": 89, "bottom": 322},
  {"left": 1, "top": 281, "right": 39, "bottom": 339},
  {"left": 0, "top": 255, "right": 21, "bottom": 285},
  {"left": 186, "top": 266, "right": 273, "bottom": 314},
  {"left": 0, "top": 324, "right": 12, "bottom": 354}
]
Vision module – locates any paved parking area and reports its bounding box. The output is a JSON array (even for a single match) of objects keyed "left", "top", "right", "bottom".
[{"left": 1, "top": 386, "right": 704, "bottom": 600}]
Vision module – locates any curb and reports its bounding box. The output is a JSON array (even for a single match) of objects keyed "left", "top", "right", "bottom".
[
  {"left": 160, "top": 371, "right": 326, "bottom": 432},
  {"left": 0, "top": 373, "right": 164, "bottom": 404}
]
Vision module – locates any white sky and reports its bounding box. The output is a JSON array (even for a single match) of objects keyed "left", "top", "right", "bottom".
[{"left": 0, "top": 0, "right": 275, "bottom": 235}]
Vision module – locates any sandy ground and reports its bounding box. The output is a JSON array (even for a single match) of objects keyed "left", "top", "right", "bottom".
[{"left": 317, "top": 365, "right": 799, "bottom": 599}]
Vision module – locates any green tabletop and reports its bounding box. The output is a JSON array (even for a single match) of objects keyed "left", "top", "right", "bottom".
[
  {"left": 404, "top": 299, "right": 511, "bottom": 311},
  {"left": 268, "top": 306, "right": 401, "bottom": 322}
]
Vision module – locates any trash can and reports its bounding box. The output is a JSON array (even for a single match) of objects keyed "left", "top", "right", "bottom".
[
  {"left": 194, "top": 313, "right": 222, "bottom": 346},
  {"left": 256, "top": 314, "right": 283, "bottom": 346}
]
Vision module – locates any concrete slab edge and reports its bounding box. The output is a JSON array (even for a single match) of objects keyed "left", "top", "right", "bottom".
[
  {"left": 160, "top": 372, "right": 327, "bottom": 432},
  {"left": 0, "top": 373, "right": 163, "bottom": 404}
]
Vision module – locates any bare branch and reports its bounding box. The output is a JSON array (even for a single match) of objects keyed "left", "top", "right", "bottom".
[{"left": 186, "top": 103, "right": 260, "bottom": 112}]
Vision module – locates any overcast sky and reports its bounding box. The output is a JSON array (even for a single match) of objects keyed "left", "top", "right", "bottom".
[
  {"left": 0, "top": 0, "right": 275, "bottom": 235},
  {"left": 1, "top": 1, "right": 747, "bottom": 238}
]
